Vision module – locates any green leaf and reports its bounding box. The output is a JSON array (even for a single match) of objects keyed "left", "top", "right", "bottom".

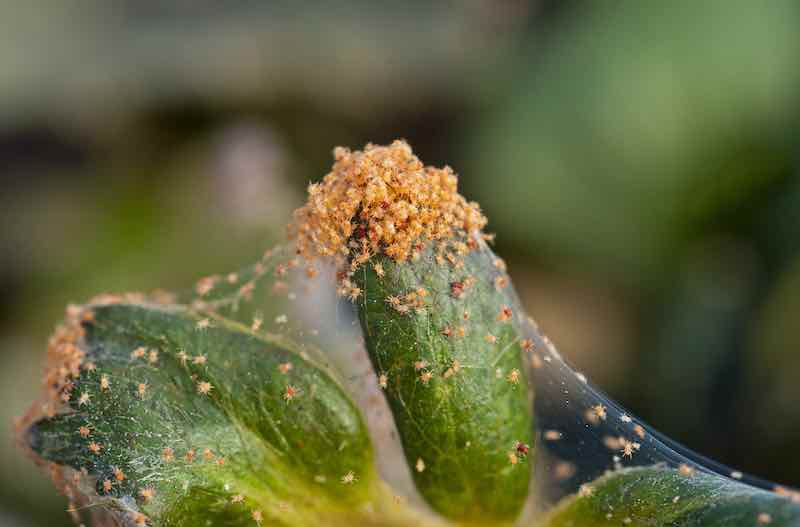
[
  {"left": 352, "top": 240, "right": 533, "bottom": 525},
  {"left": 541, "top": 466, "right": 800, "bottom": 527},
  {"left": 24, "top": 301, "right": 384, "bottom": 527}
]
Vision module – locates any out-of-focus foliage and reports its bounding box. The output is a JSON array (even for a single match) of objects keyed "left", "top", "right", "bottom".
[
  {"left": 0, "top": 1, "right": 521, "bottom": 129},
  {"left": 469, "top": 0, "right": 800, "bottom": 284},
  {"left": 2, "top": 1, "right": 800, "bottom": 526},
  {"left": 466, "top": 0, "right": 800, "bottom": 487}
]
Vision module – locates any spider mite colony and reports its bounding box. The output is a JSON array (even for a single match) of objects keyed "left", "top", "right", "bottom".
[{"left": 18, "top": 141, "right": 800, "bottom": 526}]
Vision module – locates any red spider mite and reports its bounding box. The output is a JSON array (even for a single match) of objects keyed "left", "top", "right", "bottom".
[
  {"left": 450, "top": 281, "right": 464, "bottom": 298},
  {"left": 515, "top": 442, "right": 530, "bottom": 457}
]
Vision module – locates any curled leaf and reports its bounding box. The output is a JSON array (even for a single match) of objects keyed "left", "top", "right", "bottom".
[
  {"left": 353, "top": 242, "right": 533, "bottom": 524},
  {"left": 23, "top": 301, "right": 381, "bottom": 527}
]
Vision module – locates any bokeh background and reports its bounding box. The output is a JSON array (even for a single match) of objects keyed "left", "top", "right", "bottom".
[{"left": 2, "top": 1, "right": 800, "bottom": 525}]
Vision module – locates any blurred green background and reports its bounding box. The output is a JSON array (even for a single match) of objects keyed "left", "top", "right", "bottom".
[{"left": 2, "top": 1, "right": 800, "bottom": 525}]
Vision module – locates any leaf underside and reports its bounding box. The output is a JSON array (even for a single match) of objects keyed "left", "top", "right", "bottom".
[{"left": 26, "top": 302, "right": 376, "bottom": 527}]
